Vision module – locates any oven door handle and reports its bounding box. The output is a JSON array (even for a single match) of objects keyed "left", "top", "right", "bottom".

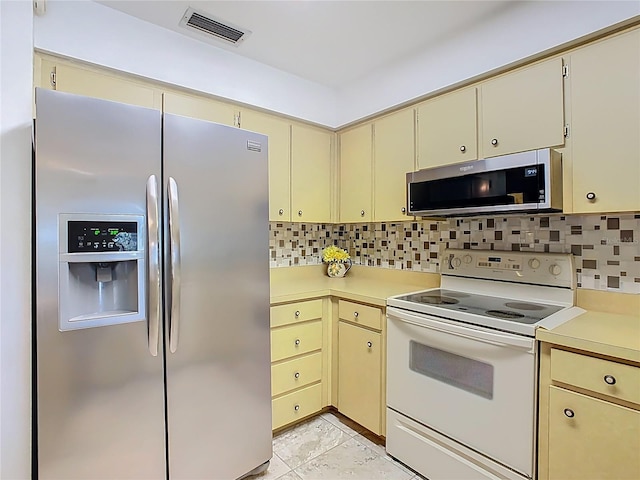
[{"left": 387, "top": 307, "right": 535, "bottom": 351}]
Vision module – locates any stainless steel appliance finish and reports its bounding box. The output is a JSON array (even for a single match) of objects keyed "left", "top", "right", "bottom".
[
  {"left": 386, "top": 249, "right": 585, "bottom": 480},
  {"left": 34, "top": 89, "right": 272, "bottom": 479},
  {"left": 406, "top": 148, "right": 563, "bottom": 217}
]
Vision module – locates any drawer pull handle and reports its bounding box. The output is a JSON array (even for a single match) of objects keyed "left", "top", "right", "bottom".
[
  {"left": 491, "top": 138, "right": 499, "bottom": 146},
  {"left": 460, "top": 145, "right": 466, "bottom": 152},
  {"left": 564, "top": 408, "right": 575, "bottom": 418},
  {"left": 367, "top": 341, "right": 373, "bottom": 348},
  {"left": 294, "top": 339, "right": 301, "bottom": 346},
  {"left": 295, "top": 310, "right": 300, "bottom": 317},
  {"left": 604, "top": 375, "right": 616, "bottom": 385},
  {"left": 294, "top": 372, "right": 300, "bottom": 379},
  {"left": 294, "top": 404, "right": 300, "bottom": 411},
  {"left": 354, "top": 312, "right": 359, "bottom": 318}
]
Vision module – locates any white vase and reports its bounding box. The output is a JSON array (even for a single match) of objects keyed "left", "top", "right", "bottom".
[{"left": 326, "top": 259, "right": 352, "bottom": 278}]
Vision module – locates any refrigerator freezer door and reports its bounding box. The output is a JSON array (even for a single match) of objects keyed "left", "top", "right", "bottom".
[
  {"left": 163, "top": 114, "right": 272, "bottom": 479},
  {"left": 34, "top": 89, "right": 166, "bottom": 479}
]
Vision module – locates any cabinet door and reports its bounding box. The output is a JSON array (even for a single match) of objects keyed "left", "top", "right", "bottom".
[
  {"left": 374, "top": 109, "right": 415, "bottom": 221},
  {"left": 548, "top": 386, "right": 640, "bottom": 480},
  {"left": 241, "top": 110, "right": 291, "bottom": 221},
  {"left": 163, "top": 91, "right": 237, "bottom": 126},
  {"left": 480, "top": 57, "right": 564, "bottom": 158},
  {"left": 291, "top": 124, "right": 332, "bottom": 223},
  {"left": 567, "top": 29, "right": 640, "bottom": 213},
  {"left": 417, "top": 88, "right": 477, "bottom": 168},
  {"left": 54, "top": 64, "right": 160, "bottom": 109},
  {"left": 338, "top": 321, "right": 382, "bottom": 435},
  {"left": 340, "top": 124, "right": 372, "bottom": 222}
]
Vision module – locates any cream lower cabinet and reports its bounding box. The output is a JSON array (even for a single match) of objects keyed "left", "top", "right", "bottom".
[
  {"left": 337, "top": 300, "right": 385, "bottom": 436},
  {"left": 564, "top": 28, "right": 640, "bottom": 213},
  {"left": 270, "top": 299, "right": 326, "bottom": 430},
  {"left": 539, "top": 344, "right": 640, "bottom": 480}
]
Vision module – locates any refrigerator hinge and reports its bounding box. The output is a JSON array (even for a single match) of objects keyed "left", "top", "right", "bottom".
[
  {"left": 562, "top": 64, "right": 569, "bottom": 78},
  {"left": 564, "top": 124, "right": 570, "bottom": 138},
  {"left": 50, "top": 70, "right": 57, "bottom": 88}
]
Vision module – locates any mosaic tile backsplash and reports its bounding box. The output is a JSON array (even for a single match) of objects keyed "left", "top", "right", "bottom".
[{"left": 269, "top": 213, "right": 640, "bottom": 293}]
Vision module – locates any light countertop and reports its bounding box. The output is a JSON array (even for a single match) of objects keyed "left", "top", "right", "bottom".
[{"left": 270, "top": 265, "right": 439, "bottom": 307}]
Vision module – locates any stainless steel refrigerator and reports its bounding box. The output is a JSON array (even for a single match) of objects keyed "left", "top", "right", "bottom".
[{"left": 34, "top": 88, "right": 272, "bottom": 479}]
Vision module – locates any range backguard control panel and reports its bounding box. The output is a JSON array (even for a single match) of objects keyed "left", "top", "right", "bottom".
[{"left": 67, "top": 221, "right": 138, "bottom": 253}]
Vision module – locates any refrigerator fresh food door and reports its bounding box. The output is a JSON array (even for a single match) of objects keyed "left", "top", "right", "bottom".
[
  {"left": 34, "top": 89, "right": 166, "bottom": 479},
  {"left": 163, "top": 113, "right": 272, "bottom": 479}
]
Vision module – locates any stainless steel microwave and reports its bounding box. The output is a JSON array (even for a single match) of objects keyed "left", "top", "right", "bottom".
[{"left": 406, "top": 148, "right": 562, "bottom": 217}]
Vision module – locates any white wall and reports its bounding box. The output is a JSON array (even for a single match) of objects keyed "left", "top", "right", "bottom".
[
  {"left": 34, "top": 0, "right": 338, "bottom": 126},
  {"left": 335, "top": 1, "right": 640, "bottom": 125},
  {"left": 33, "top": 1, "right": 639, "bottom": 128},
  {"left": 0, "top": 1, "right": 33, "bottom": 479}
]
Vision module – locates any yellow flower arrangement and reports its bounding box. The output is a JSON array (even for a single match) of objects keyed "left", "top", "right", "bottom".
[{"left": 322, "top": 245, "right": 350, "bottom": 263}]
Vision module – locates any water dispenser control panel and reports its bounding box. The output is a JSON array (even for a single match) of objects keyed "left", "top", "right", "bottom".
[{"left": 68, "top": 221, "right": 138, "bottom": 253}]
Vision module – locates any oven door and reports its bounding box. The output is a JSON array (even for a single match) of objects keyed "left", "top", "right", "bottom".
[{"left": 387, "top": 307, "right": 536, "bottom": 477}]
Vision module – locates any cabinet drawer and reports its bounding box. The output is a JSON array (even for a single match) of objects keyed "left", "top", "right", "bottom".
[
  {"left": 272, "top": 383, "right": 322, "bottom": 430},
  {"left": 551, "top": 348, "right": 640, "bottom": 405},
  {"left": 272, "top": 352, "right": 322, "bottom": 397},
  {"left": 271, "top": 321, "right": 322, "bottom": 362},
  {"left": 271, "top": 299, "right": 323, "bottom": 328},
  {"left": 338, "top": 299, "right": 382, "bottom": 331}
]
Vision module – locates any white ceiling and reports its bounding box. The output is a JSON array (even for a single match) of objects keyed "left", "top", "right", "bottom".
[{"left": 96, "top": 0, "right": 524, "bottom": 89}]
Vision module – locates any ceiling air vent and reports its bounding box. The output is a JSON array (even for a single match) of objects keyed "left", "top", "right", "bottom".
[{"left": 180, "top": 7, "right": 251, "bottom": 46}]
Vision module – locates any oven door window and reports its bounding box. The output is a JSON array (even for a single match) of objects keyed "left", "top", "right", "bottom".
[{"left": 410, "top": 341, "right": 494, "bottom": 399}]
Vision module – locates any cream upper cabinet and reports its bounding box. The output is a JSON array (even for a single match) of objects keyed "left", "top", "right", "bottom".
[
  {"left": 45, "top": 63, "right": 161, "bottom": 110},
  {"left": 163, "top": 91, "right": 237, "bottom": 126},
  {"left": 480, "top": 57, "right": 565, "bottom": 158},
  {"left": 417, "top": 87, "right": 477, "bottom": 168},
  {"left": 565, "top": 29, "right": 640, "bottom": 213},
  {"left": 291, "top": 124, "right": 332, "bottom": 223},
  {"left": 241, "top": 110, "right": 291, "bottom": 221},
  {"left": 374, "top": 109, "right": 415, "bottom": 221},
  {"left": 340, "top": 124, "right": 373, "bottom": 222}
]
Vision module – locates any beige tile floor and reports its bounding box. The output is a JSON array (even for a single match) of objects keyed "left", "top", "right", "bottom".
[{"left": 247, "top": 411, "right": 425, "bottom": 480}]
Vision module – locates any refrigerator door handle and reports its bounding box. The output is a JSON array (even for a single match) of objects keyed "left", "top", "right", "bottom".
[
  {"left": 146, "top": 175, "right": 161, "bottom": 357},
  {"left": 168, "top": 177, "right": 182, "bottom": 354}
]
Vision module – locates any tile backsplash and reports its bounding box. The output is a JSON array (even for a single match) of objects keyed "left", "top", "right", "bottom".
[{"left": 269, "top": 213, "right": 640, "bottom": 293}]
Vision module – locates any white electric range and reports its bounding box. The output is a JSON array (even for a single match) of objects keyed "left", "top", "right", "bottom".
[{"left": 386, "top": 249, "right": 585, "bottom": 480}]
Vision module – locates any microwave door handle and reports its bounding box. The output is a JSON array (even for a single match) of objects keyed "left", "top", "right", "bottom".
[
  {"left": 168, "top": 177, "right": 182, "bottom": 354},
  {"left": 388, "top": 308, "right": 534, "bottom": 351},
  {"left": 146, "top": 175, "right": 161, "bottom": 357}
]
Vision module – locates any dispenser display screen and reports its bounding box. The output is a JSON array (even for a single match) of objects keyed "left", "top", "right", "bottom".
[{"left": 68, "top": 221, "right": 138, "bottom": 252}]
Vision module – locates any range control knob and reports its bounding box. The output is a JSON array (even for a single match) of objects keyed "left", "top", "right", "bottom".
[
  {"left": 549, "top": 264, "right": 562, "bottom": 276},
  {"left": 463, "top": 254, "right": 473, "bottom": 264},
  {"left": 528, "top": 258, "right": 541, "bottom": 269},
  {"left": 451, "top": 257, "right": 462, "bottom": 268}
]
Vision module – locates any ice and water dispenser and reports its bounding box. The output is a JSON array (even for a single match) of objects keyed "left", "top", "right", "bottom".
[{"left": 58, "top": 214, "right": 146, "bottom": 331}]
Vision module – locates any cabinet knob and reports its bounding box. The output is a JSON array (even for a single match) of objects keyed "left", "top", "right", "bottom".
[
  {"left": 295, "top": 310, "right": 300, "bottom": 318},
  {"left": 294, "top": 338, "right": 301, "bottom": 346},
  {"left": 401, "top": 207, "right": 406, "bottom": 213},
  {"left": 298, "top": 210, "right": 303, "bottom": 216},
  {"left": 367, "top": 341, "right": 373, "bottom": 348},
  {"left": 460, "top": 145, "right": 466, "bottom": 152},
  {"left": 564, "top": 408, "right": 575, "bottom": 418},
  {"left": 586, "top": 192, "right": 596, "bottom": 201},
  {"left": 491, "top": 138, "right": 499, "bottom": 146},
  {"left": 360, "top": 210, "right": 365, "bottom": 216},
  {"left": 604, "top": 375, "right": 616, "bottom": 385},
  {"left": 278, "top": 208, "right": 284, "bottom": 215},
  {"left": 294, "top": 372, "right": 300, "bottom": 379},
  {"left": 354, "top": 312, "right": 359, "bottom": 318},
  {"left": 294, "top": 404, "right": 300, "bottom": 411}
]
